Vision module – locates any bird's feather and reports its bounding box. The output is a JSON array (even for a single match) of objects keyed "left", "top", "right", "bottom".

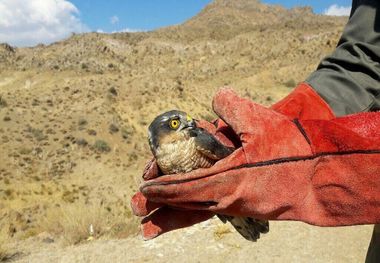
[
  {"left": 190, "top": 128, "right": 234, "bottom": 160},
  {"left": 217, "top": 215, "right": 269, "bottom": 242},
  {"left": 148, "top": 110, "right": 269, "bottom": 242}
]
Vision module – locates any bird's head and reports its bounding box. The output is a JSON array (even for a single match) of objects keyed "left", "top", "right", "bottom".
[{"left": 148, "top": 110, "right": 196, "bottom": 155}]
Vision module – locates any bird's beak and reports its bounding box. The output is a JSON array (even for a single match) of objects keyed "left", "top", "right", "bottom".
[
  {"left": 180, "top": 115, "right": 196, "bottom": 130},
  {"left": 187, "top": 119, "right": 196, "bottom": 129},
  {"left": 186, "top": 115, "right": 196, "bottom": 129}
]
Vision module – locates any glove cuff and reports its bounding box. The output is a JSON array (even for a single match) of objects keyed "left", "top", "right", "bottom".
[{"left": 271, "top": 83, "right": 335, "bottom": 120}]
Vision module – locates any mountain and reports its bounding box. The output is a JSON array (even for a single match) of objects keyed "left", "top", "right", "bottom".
[{"left": 0, "top": 0, "right": 349, "bottom": 260}]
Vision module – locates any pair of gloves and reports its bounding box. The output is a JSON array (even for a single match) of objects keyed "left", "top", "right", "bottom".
[{"left": 132, "top": 83, "right": 380, "bottom": 240}]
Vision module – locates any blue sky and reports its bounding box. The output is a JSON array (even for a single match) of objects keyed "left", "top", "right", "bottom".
[
  {"left": 263, "top": 0, "right": 351, "bottom": 13},
  {"left": 71, "top": 0, "right": 352, "bottom": 32},
  {"left": 70, "top": 0, "right": 212, "bottom": 32},
  {"left": 0, "top": 0, "right": 352, "bottom": 47}
]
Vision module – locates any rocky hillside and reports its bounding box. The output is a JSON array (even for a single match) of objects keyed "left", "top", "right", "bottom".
[{"left": 0, "top": 0, "right": 359, "bottom": 262}]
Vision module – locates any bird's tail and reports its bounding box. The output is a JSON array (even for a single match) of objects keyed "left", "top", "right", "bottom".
[{"left": 217, "top": 214, "right": 269, "bottom": 242}]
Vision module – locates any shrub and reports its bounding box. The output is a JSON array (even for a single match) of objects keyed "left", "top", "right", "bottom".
[
  {"left": 40, "top": 204, "right": 109, "bottom": 245},
  {"left": 75, "top": 138, "right": 88, "bottom": 147},
  {"left": 18, "top": 147, "right": 32, "bottom": 155},
  {"left": 108, "top": 87, "right": 118, "bottom": 96},
  {"left": 0, "top": 96, "right": 7, "bottom": 108},
  {"left": 284, "top": 78, "right": 296, "bottom": 88},
  {"left": 26, "top": 126, "right": 46, "bottom": 141},
  {"left": 121, "top": 126, "right": 134, "bottom": 140},
  {"left": 109, "top": 123, "right": 119, "bottom": 134},
  {"left": 94, "top": 140, "right": 111, "bottom": 153},
  {"left": 87, "top": 129, "right": 97, "bottom": 136},
  {"left": 39, "top": 203, "right": 139, "bottom": 245},
  {"left": 78, "top": 118, "right": 88, "bottom": 126}
]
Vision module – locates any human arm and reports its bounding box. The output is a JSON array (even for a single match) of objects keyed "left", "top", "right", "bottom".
[
  {"left": 133, "top": 89, "right": 380, "bottom": 239},
  {"left": 131, "top": 0, "right": 380, "bottom": 239},
  {"left": 306, "top": 0, "right": 380, "bottom": 116}
]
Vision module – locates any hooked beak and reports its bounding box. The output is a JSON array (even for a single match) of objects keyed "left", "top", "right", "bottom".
[
  {"left": 187, "top": 119, "right": 196, "bottom": 129},
  {"left": 180, "top": 116, "right": 196, "bottom": 131}
]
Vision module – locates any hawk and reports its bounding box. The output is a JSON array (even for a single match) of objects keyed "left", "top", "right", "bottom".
[{"left": 147, "top": 110, "right": 269, "bottom": 241}]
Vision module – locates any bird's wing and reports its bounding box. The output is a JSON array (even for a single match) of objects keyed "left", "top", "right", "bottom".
[
  {"left": 217, "top": 214, "right": 269, "bottom": 242},
  {"left": 190, "top": 128, "right": 234, "bottom": 160}
]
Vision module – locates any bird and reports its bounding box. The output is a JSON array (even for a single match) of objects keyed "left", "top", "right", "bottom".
[{"left": 147, "top": 110, "right": 269, "bottom": 241}]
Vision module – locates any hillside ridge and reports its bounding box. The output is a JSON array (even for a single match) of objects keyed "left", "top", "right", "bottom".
[{"left": 0, "top": 1, "right": 354, "bottom": 262}]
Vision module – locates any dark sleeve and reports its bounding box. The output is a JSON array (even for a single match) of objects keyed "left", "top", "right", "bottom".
[{"left": 306, "top": 0, "right": 380, "bottom": 116}]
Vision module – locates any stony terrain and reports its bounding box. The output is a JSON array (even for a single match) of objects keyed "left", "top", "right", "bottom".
[{"left": 0, "top": 0, "right": 373, "bottom": 262}]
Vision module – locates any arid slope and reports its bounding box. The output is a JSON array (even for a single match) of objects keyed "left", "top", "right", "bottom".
[{"left": 1, "top": 1, "right": 370, "bottom": 262}]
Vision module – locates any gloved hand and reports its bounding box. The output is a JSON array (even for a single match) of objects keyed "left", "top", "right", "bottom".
[
  {"left": 131, "top": 83, "right": 337, "bottom": 239},
  {"left": 270, "top": 83, "right": 334, "bottom": 120},
  {"left": 132, "top": 87, "right": 380, "bottom": 239}
]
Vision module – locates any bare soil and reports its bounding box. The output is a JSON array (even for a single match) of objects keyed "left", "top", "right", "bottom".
[
  {"left": 8, "top": 219, "right": 373, "bottom": 263},
  {"left": 1, "top": 1, "right": 370, "bottom": 262}
]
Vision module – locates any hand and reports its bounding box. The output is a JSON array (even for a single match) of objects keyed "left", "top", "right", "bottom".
[
  {"left": 270, "top": 83, "right": 334, "bottom": 120},
  {"left": 131, "top": 83, "right": 336, "bottom": 240},
  {"left": 134, "top": 88, "right": 380, "bottom": 239}
]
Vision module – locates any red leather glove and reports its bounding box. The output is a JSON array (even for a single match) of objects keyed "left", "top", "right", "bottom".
[
  {"left": 133, "top": 87, "right": 380, "bottom": 239},
  {"left": 270, "top": 83, "right": 334, "bottom": 120},
  {"left": 131, "top": 83, "right": 336, "bottom": 239},
  {"left": 131, "top": 83, "right": 337, "bottom": 239}
]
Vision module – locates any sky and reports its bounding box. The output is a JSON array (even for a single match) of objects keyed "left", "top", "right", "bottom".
[{"left": 0, "top": 0, "right": 352, "bottom": 47}]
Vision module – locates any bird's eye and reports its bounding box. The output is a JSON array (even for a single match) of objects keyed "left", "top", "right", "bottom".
[{"left": 169, "top": 119, "right": 180, "bottom": 129}]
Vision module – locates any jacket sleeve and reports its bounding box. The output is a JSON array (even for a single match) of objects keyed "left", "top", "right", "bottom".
[{"left": 306, "top": 0, "right": 380, "bottom": 116}]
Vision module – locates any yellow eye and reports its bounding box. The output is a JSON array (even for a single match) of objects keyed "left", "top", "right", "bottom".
[{"left": 169, "top": 119, "right": 180, "bottom": 129}]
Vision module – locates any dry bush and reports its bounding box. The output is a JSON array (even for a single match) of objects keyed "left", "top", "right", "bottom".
[
  {"left": 26, "top": 126, "right": 46, "bottom": 141},
  {"left": 213, "top": 224, "right": 232, "bottom": 240},
  {"left": 39, "top": 203, "right": 139, "bottom": 245},
  {"left": 78, "top": 118, "right": 88, "bottom": 127},
  {"left": 283, "top": 78, "right": 297, "bottom": 88},
  {"left": 0, "top": 96, "right": 7, "bottom": 108},
  {"left": 93, "top": 140, "right": 111, "bottom": 153},
  {"left": 109, "top": 123, "right": 119, "bottom": 134}
]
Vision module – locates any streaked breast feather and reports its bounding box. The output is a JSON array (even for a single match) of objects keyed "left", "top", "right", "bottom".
[{"left": 156, "top": 138, "right": 214, "bottom": 174}]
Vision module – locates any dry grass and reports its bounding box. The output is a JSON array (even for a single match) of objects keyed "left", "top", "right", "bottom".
[
  {"left": 213, "top": 224, "right": 232, "bottom": 240},
  {"left": 39, "top": 203, "right": 139, "bottom": 245},
  {"left": 0, "top": 96, "right": 7, "bottom": 108},
  {"left": 0, "top": 0, "right": 345, "bottom": 255},
  {"left": 93, "top": 140, "right": 111, "bottom": 153},
  {"left": 0, "top": 246, "right": 10, "bottom": 262},
  {"left": 0, "top": 230, "right": 13, "bottom": 262}
]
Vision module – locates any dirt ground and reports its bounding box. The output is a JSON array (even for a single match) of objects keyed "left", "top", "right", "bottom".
[
  {"left": 8, "top": 218, "right": 373, "bottom": 263},
  {"left": 0, "top": 1, "right": 363, "bottom": 262}
]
